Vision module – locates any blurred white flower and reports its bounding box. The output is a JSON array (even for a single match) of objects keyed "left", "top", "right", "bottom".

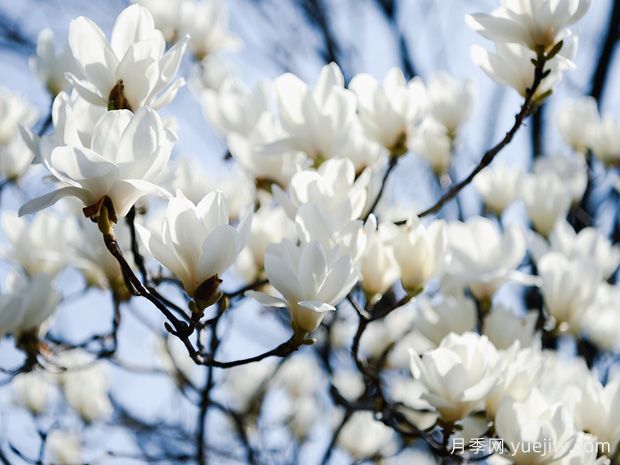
[
  {"left": 12, "top": 370, "right": 54, "bottom": 415},
  {"left": 413, "top": 292, "right": 477, "bottom": 346},
  {"left": 521, "top": 172, "right": 572, "bottom": 236},
  {"left": 136, "top": 190, "right": 252, "bottom": 298},
  {"left": 266, "top": 63, "right": 356, "bottom": 162},
  {"left": 0, "top": 272, "right": 59, "bottom": 340},
  {"left": 134, "top": 0, "right": 183, "bottom": 42},
  {"left": 473, "top": 165, "right": 522, "bottom": 214},
  {"left": 446, "top": 217, "right": 529, "bottom": 300},
  {"left": 337, "top": 411, "right": 394, "bottom": 460},
  {"left": 471, "top": 40, "right": 576, "bottom": 99},
  {"left": 557, "top": 96, "right": 599, "bottom": 154},
  {"left": 29, "top": 28, "right": 76, "bottom": 96},
  {"left": 533, "top": 154, "right": 587, "bottom": 203},
  {"left": 1, "top": 211, "right": 71, "bottom": 276},
  {"left": 383, "top": 218, "right": 448, "bottom": 294},
  {"left": 466, "top": 0, "right": 590, "bottom": 53},
  {"left": 574, "top": 377, "right": 620, "bottom": 453},
  {"left": 47, "top": 430, "right": 81, "bottom": 465},
  {"left": 349, "top": 67, "right": 425, "bottom": 154},
  {"left": 179, "top": 0, "right": 242, "bottom": 59},
  {"left": 359, "top": 223, "right": 400, "bottom": 301},
  {"left": 409, "top": 332, "right": 499, "bottom": 422},
  {"left": 20, "top": 108, "right": 175, "bottom": 220},
  {"left": 247, "top": 240, "right": 358, "bottom": 334},
  {"left": 67, "top": 4, "right": 187, "bottom": 110},
  {"left": 495, "top": 389, "right": 577, "bottom": 465},
  {"left": 590, "top": 113, "right": 620, "bottom": 167},
  {"left": 411, "top": 118, "right": 452, "bottom": 174},
  {"left": 275, "top": 355, "right": 323, "bottom": 399},
  {"left": 0, "top": 87, "right": 37, "bottom": 146},
  {"left": 529, "top": 220, "right": 620, "bottom": 280},
  {"left": 559, "top": 433, "right": 610, "bottom": 465},
  {"left": 56, "top": 350, "right": 112, "bottom": 422},
  {"left": 483, "top": 305, "right": 539, "bottom": 350},
  {"left": 538, "top": 252, "right": 602, "bottom": 333},
  {"left": 224, "top": 360, "right": 276, "bottom": 411},
  {"left": 581, "top": 284, "right": 620, "bottom": 352},
  {"left": 338, "top": 126, "right": 387, "bottom": 174},
  {"left": 426, "top": 72, "right": 474, "bottom": 135},
  {"left": 0, "top": 133, "right": 35, "bottom": 182}
]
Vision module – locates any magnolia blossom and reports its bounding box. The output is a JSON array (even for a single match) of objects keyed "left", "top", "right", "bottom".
[
  {"left": 471, "top": 39, "right": 576, "bottom": 99},
  {"left": 590, "top": 113, "right": 620, "bottom": 167},
  {"left": 413, "top": 293, "right": 477, "bottom": 346},
  {"left": 0, "top": 134, "right": 35, "bottom": 183},
  {"left": 47, "top": 431, "right": 81, "bottom": 465},
  {"left": 411, "top": 118, "right": 452, "bottom": 174},
  {"left": 0, "top": 272, "right": 59, "bottom": 340},
  {"left": 266, "top": 63, "right": 356, "bottom": 162},
  {"left": 426, "top": 72, "right": 474, "bottom": 135},
  {"left": 1, "top": 212, "right": 70, "bottom": 276},
  {"left": 483, "top": 305, "right": 539, "bottom": 350},
  {"left": 521, "top": 172, "right": 572, "bottom": 236},
  {"left": 495, "top": 389, "right": 577, "bottom": 465},
  {"left": 12, "top": 371, "right": 54, "bottom": 415},
  {"left": 275, "top": 355, "right": 323, "bottom": 399},
  {"left": 349, "top": 67, "right": 425, "bottom": 153},
  {"left": 224, "top": 360, "right": 277, "bottom": 411},
  {"left": 247, "top": 240, "right": 358, "bottom": 334},
  {"left": 533, "top": 154, "right": 587, "bottom": 203},
  {"left": 382, "top": 218, "right": 448, "bottom": 294},
  {"left": 466, "top": 0, "right": 591, "bottom": 53},
  {"left": 20, "top": 107, "right": 175, "bottom": 220},
  {"left": 538, "top": 252, "right": 601, "bottom": 333},
  {"left": 136, "top": 190, "right": 252, "bottom": 298},
  {"left": 581, "top": 285, "right": 620, "bottom": 352},
  {"left": 29, "top": 28, "right": 75, "bottom": 96},
  {"left": 557, "top": 96, "right": 599, "bottom": 153},
  {"left": 529, "top": 220, "right": 620, "bottom": 280},
  {"left": 575, "top": 378, "right": 620, "bottom": 453},
  {"left": 0, "top": 87, "right": 37, "bottom": 146},
  {"left": 409, "top": 332, "right": 499, "bottom": 422},
  {"left": 337, "top": 412, "right": 394, "bottom": 460},
  {"left": 134, "top": 0, "right": 183, "bottom": 42},
  {"left": 560, "top": 433, "right": 610, "bottom": 465},
  {"left": 179, "top": 0, "right": 242, "bottom": 59},
  {"left": 446, "top": 217, "right": 529, "bottom": 299},
  {"left": 359, "top": 223, "right": 400, "bottom": 300},
  {"left": 473, "top": 165, "right": 522, "bottom": 214},
  {"left": 67, "top": 4, "right": 187, "bottom": 110}
]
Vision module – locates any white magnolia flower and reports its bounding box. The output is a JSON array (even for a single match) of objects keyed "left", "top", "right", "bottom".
[
  {"left": 55, "top": 350, "right": 112, "bottom": 423},
  {"left": 1, "top": 211, "right": 70, "bottom": 276},
  {"left": 0, "top": 272, "right": 59, "bottom": 340},
  {"left": 0, "top": 87, "right": 37, "bottom": 146},
  {"left": 590, "top": 113, "right": 620, "bottom": 167},
  {"left": 224, "top": 360, "right": 277, "bottom": 411},
  {"left": 338, "top": 126, "right": 387, "bottom": 173},
  {"left": 228, "top": 112, "right": 307, "bottom": 189},
  {"left": 359, "top": 223, "right": 400, "bottom": 301},
  {"left": 486, "top": 345, "right": 542, "bottom": 418},
  {"left": 247, "top": 240, "right": 359, "bottom": 334},
  {"left": 67, "top": 4, "right": 187, "bottom": 110},
  {"left": 575, "top": 377, "right": 620, "bottom": 453},
  {"left": 29, "top": 28, "right": 76, "bottom": 96},
  {"left": 411, "top": 118, "right": 452, "bottom": 174},
  {"left": 179, "top": 0, "right": 242, "bottom": 59},
  {"left": 473, "top": 165, "right": 522, "bottom": 214},
  {"left": 266, "top": 63, "right": 356, "bottom": 162},
  {"left": 136, "top": 190, "right": 252, "bottom": 297},
  {"left": 409, "top": 332, "right": 499, "bottom": 422},
  {"left": 12, "top": 370, "right": 54, "bottom": 415},
  {"left": 286, "top": 395, "right": 319, "bottom": 440},
  {"left": 446, "top": 217, "right": 529, "bottom": 299},
  {"left": 275, "top": 355, "right": 323, "bottom": 399},
  {"left": 466, "top": 0, "right": 591, "bottom": 53},
  {"left": 581, "top": 284, "right": 620, "bottom": 352},
  {"left": 383, "top": 218, "right": 448, "bottom": 294},
  {"left": 557, "top": 96, "right": 599, "bottom": 154},
  {"left": 426, "top": 72, "right": 474, "bottom": 135},
  {"left": 560, "top": 433, "right": 610, "bottom": 465},
  {"left": 483, "top": 305, "right": 539, "bottom": 350},
  {"left": 349, "top": 67, "right": 425, "bottom": 153},
  {"left": 201, "top": 79, "right": 271, "bottom": 139},
  {"left": 47, "top": 430, "right": 81, "bottom": 465},
  {"left": 495, "top": 389, "right": 577, "bottom": 465},
  {"left": 337, "top": 411, "right": 394, "bottom": 460},
  {"left": 0, "top": 133, "right": 35, "bottom": 183},
  {"left": 538, "top": 252, "right": 602, "bottom": 333},
  {"left": 529, "top": 220, "right": 620, "bottom": 280},
  {"left": 521, "top": 172, "right": 572, "bottom": 236},
  {"left": 471, "top": 40, "right": 576, "bottom": 99},
  {"left": 20, "top": 107, "right": 175, "bottom": 220},
  {"left": 134, "top": 0, "right": 183, "bottom": 42},
  {"left": 533, "top": 154, "right": 587, "bottom": 203},
  {"left": 413, "top": 292, "right": 477, "bottom": 346}
]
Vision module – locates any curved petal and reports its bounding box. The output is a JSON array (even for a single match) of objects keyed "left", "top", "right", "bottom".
[{"left": 18, "top": 186, "right": 89, "bottom": 216}]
